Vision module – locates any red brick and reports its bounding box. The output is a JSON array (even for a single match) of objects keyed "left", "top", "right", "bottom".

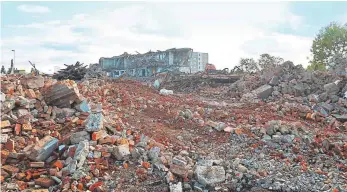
[
  {"left": 29, "top": 162, "right": 45, "bottom": 168},
  {"left": 25, "top": 89, "right": 36, "bottom": 99},
  {"left": 98, "top": 136, "right": 113, "bottom": 144},
  {"left": 52, "top": 160, "right": 64, "bottom": 169},
  {"left": 1, "top": 169, "right": 10, "bottom": 178},
  {"left": 169, "top": 164, "right": 188, "bottom": 178},
  {"left": 14, "top": 124, "right": 21, "bottom": 135},
  {"left": 92, "top": 131, "right": 103, "bottom": 141},
  {"left": 22, "top": 123, "right": 32, "bottom": 131},
  {"left": 1, "top": 120, "right": 11, "bottom": 128},
  {"left": 5, "top": 139, "right": 15, "bottom": 152},
  {"left": 16, "top": 172, "right": 26, "bottom": 180},
  {"left": 47, "top": 106, "right": 52, "bottom": 115},
  {"left": 2, "top": 165, "right": 19, "bottom": 174},
  {"left": 49, "top": 168, "right": 58, "bottom": 176},
  {"left": 35, "top": 177, "right": 55, "bottom": 188}
]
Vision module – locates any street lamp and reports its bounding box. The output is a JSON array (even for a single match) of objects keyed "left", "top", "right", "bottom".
[{"left": 11, "top": 50, "right": 15, "bottom": 72}]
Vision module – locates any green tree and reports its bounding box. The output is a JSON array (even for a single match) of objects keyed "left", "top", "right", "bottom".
[
  {"left": 258, "top": 53, "right": 283, "bottom": 70},
  {"left": 239, "top": 58, "right": 259, "bottom": 73},
  {"left": 310, "top": 22, "right": 347, "bottom": 70},
  {"left": 1, "top": 65, "right": 5, "bottom": 74}
]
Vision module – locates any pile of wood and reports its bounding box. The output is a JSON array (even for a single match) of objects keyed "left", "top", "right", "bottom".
[{"left": 53, "top": 62, "right": 87, "bottom": 81}]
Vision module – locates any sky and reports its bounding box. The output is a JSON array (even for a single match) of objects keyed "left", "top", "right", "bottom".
[{"left": 1, "top": 1, "right": 347, "bottom": 73}]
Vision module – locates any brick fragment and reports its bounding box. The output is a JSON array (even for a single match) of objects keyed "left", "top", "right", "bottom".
[
  {"left": 29, "top": 162, "right": 45, "bottom": 168},
  {"left": 92, "top": 130, "right": 104, "bottom": 141},
  {"left": 1, "top": 169, "right": 10, "bottom": 178},
  {"left": 47, "top": 106, "right": 52, "bottom": 115},
  {"left": 25, "top": 89, "right": 37, "bottom": 99},
  {"left": 1, "top": 128, "right": 13, "bottom": 133},
  {"left": 0, "top": 134, "right": 9, "bottom": 143},
  {"left": 53, "top": 160, "right": 64, "bottom": 169},
  {"left": 35, "top": 177, "right": 55, "bottom": 188},
  {"left": 15, "top": 124, "right": 21, "bottom": 135},
  {"left": 22, "top": 123, "right": 32, "bottom": 131},
  {"left": 4, "top": 139, "right": 15, "bottom": 151},
  {"left": 16, "top": 172, "right": 26, "bottom": 180},
  {"left": 32, "top": 189, "right": 49, "bottom": 192},
  {"left": 1, "top": 120, "right": 11, "bottom": 128},
  {"left": 2, "top": 165, "right": 19, "bottom": 174},
  {"left": 169, "top": 164, "right": 188, "bottom": 178}
]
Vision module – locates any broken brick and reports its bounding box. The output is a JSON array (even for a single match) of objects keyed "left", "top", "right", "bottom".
[
  {"left": 25, "top": 89, "right": 37, "bottom": 99},
  {"left": 29, "top": 162, "right": 45, "bottom": 168},
  {"left": 1, "top": 169, "right": 10, "bottom": 178},
  {"left": 16, "top": 172, "right": 26, "bottom": 180},
  {"left": 92, "top": 130, "right": 104, "bottom": 141},
  {"left": 14, "top": 124, "right": 21, "bottom": 135},
  {"left": 22, "top": 123, "right": 32, "bottom": 131},
  {"left": 1, "top": 120, "right": 11, "bottom": 128},
  {"left": 2, "top": 165, "right": 19, "bottom": 174},
  {"left": 35, "top": 177, "right": 55, "bottom": 188},
  {"left": 4, "top": 139, "right": 15, "bottom": 152},
  {"left": 52, "top": 160, "right": 64, "bottom": 169}
]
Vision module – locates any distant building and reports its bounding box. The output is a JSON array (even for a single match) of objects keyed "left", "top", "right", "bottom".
[
  {"left": 99, "top": 48, "right": 209, "bottom": 78},
  {"left": 189, "top": 52, "right": 208, "bottom": 73}
]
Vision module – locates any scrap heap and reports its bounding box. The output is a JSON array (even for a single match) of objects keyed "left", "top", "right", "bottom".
[
  {"left": 53, "top": 62, "right": 87, "bottom": 81},
  {"left": 1, "top": 65, "right": 347, "bottom": 192}
]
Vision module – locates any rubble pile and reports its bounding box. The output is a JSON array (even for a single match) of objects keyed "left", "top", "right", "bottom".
[
  {"left": 83, "top": 64, "right": 107, "bottom": 80},
  {"left": 1, "top": 73, "right": 347, "bottom": 192},
  {"left": 229, "top": 61, "right": 344, "bottom": 103},
  {"left": 161, "top": 73, "right": 239, "bottom": 99}
]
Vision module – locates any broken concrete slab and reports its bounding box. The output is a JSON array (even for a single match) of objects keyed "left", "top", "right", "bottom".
[
  {"left": 43, "top": 80, "right": 82, "bottom": 108},
  {"left": 253, "top": 84, "right": 273, "bottom": 100},
  {"left": 23, "top": 135, "right": 59, "bottom": 161}
]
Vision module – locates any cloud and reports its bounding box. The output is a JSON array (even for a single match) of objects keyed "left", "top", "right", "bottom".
[
  {"left": 17, "top": 4, "right": 50, "bottom": 13},
  {"left": 2, "top": 2, "right": 312, "bottom": 73},
  {"left": 340, "top": 14, "right": 347, "bottom": 23}
]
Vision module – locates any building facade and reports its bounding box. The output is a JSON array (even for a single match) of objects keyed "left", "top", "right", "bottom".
[{"left": 99, "top": 48, "right": 208, "bottom": 78}]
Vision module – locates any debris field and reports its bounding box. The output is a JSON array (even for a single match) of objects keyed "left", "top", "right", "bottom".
[{"left": 1, "top": 62, "right": 347, "bottom": 192}]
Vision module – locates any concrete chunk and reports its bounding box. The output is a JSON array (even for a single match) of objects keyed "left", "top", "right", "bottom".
[
  {"left": 324, "top": 82, "right": 339, "bottom": 94},
  {"left": 23, "top": 135, "right": 59, "bottom": 161},
  {"left": 85, "top": 113, "right": 103, "bottom": 132},
  {"left": 74, "top": 141, "right": 89, "bottom": 168},
  {"left": 195, "top": 166, "right": 226, "bottom": 186},
  {"left": 113, "top": 144, "right": 130, "bottom": 160},
  {"left": 70, "top": 131, "right": 91, "bottom": 144},
  {"left": 253, "top": 84, "right": 273, "bottom": 99},
  {"left": 43, "top": 81, "right": 82, "bottom": 108},
  {"left": 21, "top": 76, "right": 44, "bottom": 89}
]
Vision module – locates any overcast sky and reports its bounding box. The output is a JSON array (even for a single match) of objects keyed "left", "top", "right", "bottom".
[{"left": 1, "top": 2, "right": 347, "bottom": 73}]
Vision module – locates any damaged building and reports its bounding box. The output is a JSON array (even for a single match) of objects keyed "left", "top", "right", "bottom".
[{"left": 99, "top": 48, "right": 208, "bottom": 78}]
